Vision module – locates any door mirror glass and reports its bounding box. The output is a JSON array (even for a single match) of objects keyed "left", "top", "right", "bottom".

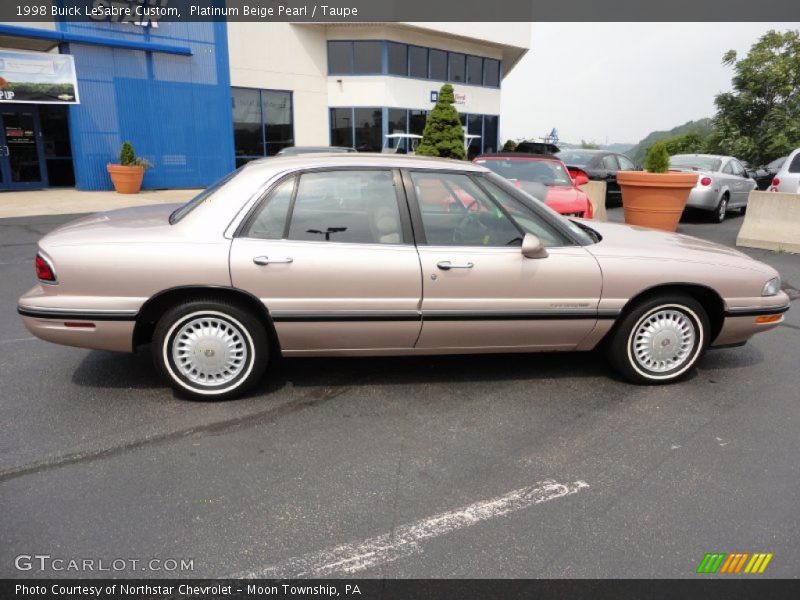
[{"left": 522, "top": 233, "right": 548, "bottom": 258}]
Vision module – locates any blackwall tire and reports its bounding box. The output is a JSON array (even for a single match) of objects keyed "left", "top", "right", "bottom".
[
  {"left": 608, "top": 295, "right": 709, "bottom": 384},
  {"left": 152, "top": 300, "right": 268, "bottom": 401}
]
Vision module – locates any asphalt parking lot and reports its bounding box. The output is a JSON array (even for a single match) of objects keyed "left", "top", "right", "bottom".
[{"left": 1, "top": 207, "right": 798, "bottom": 578}]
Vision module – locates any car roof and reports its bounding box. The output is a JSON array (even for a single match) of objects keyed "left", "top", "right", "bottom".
[
  {"left": 476, "top": 152, "right": 562, "bottom": 161},
  {"left": 243, "top": 153, "right": 488, "bottom": 173},
  {"left": 671, "top": 153, "right": 730, "bottom": 160}
]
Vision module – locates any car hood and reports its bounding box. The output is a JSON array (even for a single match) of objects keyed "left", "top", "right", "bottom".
[
  {"left": 583, "top": 220, "right": 775, "bottom": 275},
  {"left": 40, "top": 203, "right": 183, "bottom": 247},
  {"left": 543, "top": 185, "right": 589, "bottom": 212}
]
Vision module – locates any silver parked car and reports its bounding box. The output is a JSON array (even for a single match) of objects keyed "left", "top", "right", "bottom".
[
  {"left": 769, "top": 148, "right": 800, "bottom": 194},
  {"left": 669, "top": 154, "right": 757, "bottom": 223}
]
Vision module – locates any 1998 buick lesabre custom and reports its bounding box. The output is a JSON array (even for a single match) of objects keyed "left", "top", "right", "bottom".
[{"left": 18, "top": 155, "right": 790, "bottom": 400}]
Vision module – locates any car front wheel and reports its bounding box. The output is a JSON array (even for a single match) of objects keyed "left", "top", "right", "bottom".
[
  {"left": 608, "top": 295, "right": 709, "bottom": 384},
  {"left": 153, "top": 300, "right": 268, "bottom": 400}
]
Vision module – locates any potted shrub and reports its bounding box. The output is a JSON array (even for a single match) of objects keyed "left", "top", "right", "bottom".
[
  {"left": 107, "top": 141, "right": 151, "bottom": 194},
  {"left": 617, "top": 142, "right": 698, "bottom": 231}
]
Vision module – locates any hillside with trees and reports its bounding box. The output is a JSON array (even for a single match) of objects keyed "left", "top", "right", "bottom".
[{"left": 626, "top": 118, "right": 713, "bottom": 164}]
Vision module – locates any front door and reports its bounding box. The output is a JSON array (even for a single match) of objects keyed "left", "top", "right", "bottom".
[
  {"left": 230, "top": 168, "right": 422, "bottom": 354},
  {"left": 406, "top": 170, "right": 603, "bottom": 351},
  {"left": 0, "top": 106, "right": 48, "bottom": 190}
]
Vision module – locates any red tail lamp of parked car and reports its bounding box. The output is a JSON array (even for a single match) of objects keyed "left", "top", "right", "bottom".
[
  {"left": 700, "top": 176, "right": 712, "bottom": 186},
  {"left": 35, "top": 254, "right": 56, "bottom": 283},
  {"left": 772, "top": 177, "right": 780, "bottom": 187}
]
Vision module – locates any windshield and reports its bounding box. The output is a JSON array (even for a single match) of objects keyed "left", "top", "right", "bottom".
[
  {"left": 669, "top": 155, "right": 721, "bottom": 172},
  {"left": 555, "top": 150, "right": 596, "bottom": 166},
  {"left": 476, "top": 158, "right": 572, "bottom": 186},
  {"left": 767, "top": 156, "right": 786, "bottom": 170},
  {"left": 169, "top": 168, "right": 241, "bottom": 224}
]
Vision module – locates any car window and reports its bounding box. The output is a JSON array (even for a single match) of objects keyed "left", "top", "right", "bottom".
[
  {"left": 601, "top": 155, "right": 618, "bottom": 170},
  {"left": 411, "top": 172, "right": 522, "bottom": 247},
  {"left": 286, "top": 170, "right": 402, "bottom": 244},
  {"left": 474, "top": 158, "right": 572, "bottom": 186},
  {"left": 788, "top": 153, "right": 800, "bottom": 174},
  {"left": 722, "top": 161, "right": 735, "bottom": 175},
  {"left": 241, "top": 176, "right": 295, "bottom": 239},
  {"left": 731, "top": 160, "right": 747, "bottom": 177},
  {"left": 617, "top": 155, "right": 635, "bottom": 170},
  {"left": 479, "top": 177, "right": 572, "bottom": 247}
]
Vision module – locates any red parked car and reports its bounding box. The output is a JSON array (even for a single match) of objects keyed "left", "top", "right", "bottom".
[{"left": 474, "top": 153, "right": 594, "bottom": 219}]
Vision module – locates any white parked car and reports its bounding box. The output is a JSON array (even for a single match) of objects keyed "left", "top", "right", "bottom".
[{"left": 769, "top": 148, "right": 800, "bottom": 193}]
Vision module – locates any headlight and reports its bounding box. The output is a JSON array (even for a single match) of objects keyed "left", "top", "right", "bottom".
[{"left": 762, "top": 276, "right": 781, "bottom": 296}]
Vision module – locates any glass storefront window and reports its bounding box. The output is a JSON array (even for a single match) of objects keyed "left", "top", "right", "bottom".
[
  {"left": 466, "top": 55, "right": 483, "bottom": 85},
  {"left": 233, "top": 87, "right": 294, "bottom": 165},
  {"left": 387, "top": 108, "right": 407, "bottom": 149},
  {"left": 353, "top": 41, "right": 382, "bottom": 74},
  {"left": 409, "top": 110, "right": 428, "bottom": 136},
  {"left": 328, "top": 41, "right": 353, "bottom": 74},
  {"left": 448, "top": 52, "right": 465, "bottom": 83},
  {"left": 262, "top": 90, "right": 293, "bottom": 156},
  {"left": 429, "top": 49, "right": 447, "bottom": 81},
  {"left": 409, "top": 45, "right": 428, "bottom": 78},
  {"left": 330, "top": 108, "right": 354, "bottom": 148},
  {"left": 484, "top": 59, "right": 500, "bottom": 87},
  {"left": 483, "top": 115, "right": 499, "bottom": 154},
  {"left": 387, "top": 42, "right": 407, "bottom": 76},
  {"left": 353, "top": 107, "right": 382, "bottom": 152}
]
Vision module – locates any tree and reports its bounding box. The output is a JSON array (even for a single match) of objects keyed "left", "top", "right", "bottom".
[
  {"left": 416, "top": 84, "right": 465, "bottom": 159},
  {"left": 705, "top": 29, "right": 800, "bottom": 165},
  {"left": 501, "top": 139, "right": 518, "bottom": 152},
  {"left": 580, "top": 139, "right": 600, "bottom": 149},
  {"left": 663, "top": 132, "right": 707, "bottom": 155}
]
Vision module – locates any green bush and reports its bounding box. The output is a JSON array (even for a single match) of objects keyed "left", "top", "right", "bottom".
[
  {"left": 644, "top": 142, "right": 670, "bottom": 173},
  {"left": 501, "top": 139, "right": 517, "bottom": 152},
  {"left": 118, "top": 141, "right": 152, "bottom": 169},
  {"left": 416, "top": 84, "right": 465, "bottom": 160}
]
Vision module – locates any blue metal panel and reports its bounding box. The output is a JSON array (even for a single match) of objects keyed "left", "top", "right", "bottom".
[{"left": 61, "top": 21, "right": 234, "bottom": 190}]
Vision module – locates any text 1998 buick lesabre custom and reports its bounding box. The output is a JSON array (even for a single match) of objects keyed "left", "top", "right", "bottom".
[{"left": 18, "top": 154, "right": 790, "bottom": 399}]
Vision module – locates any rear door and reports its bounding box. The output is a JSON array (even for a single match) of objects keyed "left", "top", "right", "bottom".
[
  {"left": 405, "top": 170, "right": 603, "bottom": 351},
  {"left": 230, "top": 169, "right": 422, "bottom": 353}
]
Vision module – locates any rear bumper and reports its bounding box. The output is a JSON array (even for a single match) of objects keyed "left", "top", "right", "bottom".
[
  {"left": 18, "top": 305, "right": 135, "bottom": 353},
  {"left": 686, "top": 187, "right": 720, "bottom": 210}
]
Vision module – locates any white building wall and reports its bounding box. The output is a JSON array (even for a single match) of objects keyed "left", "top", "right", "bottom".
[{"left": 226, "top": 22, "right": 530, "bottom": 147}]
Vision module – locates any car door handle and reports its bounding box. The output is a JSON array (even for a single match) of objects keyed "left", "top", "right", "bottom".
[
  {"left": 437, "top": 261, "right": 474, "bottom": 270},
  {"left": 253, "top": 256, "right": 293, "bottom": 265}
]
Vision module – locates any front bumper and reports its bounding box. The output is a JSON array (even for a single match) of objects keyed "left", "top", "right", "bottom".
[{"left": 711, "top": 297, "right": 791, "bottom": 347}]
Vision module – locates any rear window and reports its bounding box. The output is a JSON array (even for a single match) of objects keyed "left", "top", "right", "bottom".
[
  {"left": 476, "top": 158, "right": 572, "bottom": 186},
  {"left": 789, "top": 153, "right": 800, "bottom": 174},
  {"left": 169, "top": 168, "right": 241, "bottom": 224},
  {"left": 669, "top": 156, "right": 721, "bottom": 172}
]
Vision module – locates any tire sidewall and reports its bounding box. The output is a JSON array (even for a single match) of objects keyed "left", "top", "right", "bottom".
[
  {"left": 154, "top": 302, "right": 267, "bottom": 400},
  {"left": 610, "top": 295, "right": 709, "bottom": 384}
]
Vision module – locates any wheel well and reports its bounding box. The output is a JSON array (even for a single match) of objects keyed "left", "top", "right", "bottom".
[
  {"left": 609, "top": 284, "right": 725, "bottom": 344},
  {"left": 133, "top": 286, "right": 279, "bottom": 352}
]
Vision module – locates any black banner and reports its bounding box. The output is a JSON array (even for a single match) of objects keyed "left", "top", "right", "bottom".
[
  {"left": 0, "top": 0, "right": 799, "bottom": 23},
  {"left": 3, "top": 579, "right": 800, "bottom": 600}
]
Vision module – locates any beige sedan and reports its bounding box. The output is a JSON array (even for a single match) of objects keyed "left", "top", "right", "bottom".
[{"left": 18, "top": 155, "right": 790, "bottom": 400}]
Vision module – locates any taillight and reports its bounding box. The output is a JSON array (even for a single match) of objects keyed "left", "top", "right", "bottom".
[
  {"left": 772, "top": 177, "right": 780, "bottom": 187},
  {"left": 35, "top": 253, "right": 56, "bottom": 283},
  {"left": 700, "top": 177, "right": 712, "bottom": 186}
]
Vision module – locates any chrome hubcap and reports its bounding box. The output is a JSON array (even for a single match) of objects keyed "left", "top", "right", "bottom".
[
  {"left": 718, "top": 198, "right": 727, "bottom": 220},
  {"left": 171, "top": 316, "right": 248, "bottom": 386},
  {"left": 632, "top": 309, "right": 696, "bottom": 373}
]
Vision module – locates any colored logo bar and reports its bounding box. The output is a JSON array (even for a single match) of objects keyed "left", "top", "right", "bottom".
[{"left": 696, "top": 552, "right": 773, "bottom": 574}]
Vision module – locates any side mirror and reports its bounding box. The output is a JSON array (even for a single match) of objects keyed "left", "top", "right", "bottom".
[
  {"left": 522, "top": 233, "right": 548, "bottom": 259},
  {"left": 573, "top": 174, "right": 589, "bottom": 186}
]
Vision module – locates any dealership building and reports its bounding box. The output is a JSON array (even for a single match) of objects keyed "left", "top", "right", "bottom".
[{"left": 0, "top": 19, "right": 530, "bottom": 190}]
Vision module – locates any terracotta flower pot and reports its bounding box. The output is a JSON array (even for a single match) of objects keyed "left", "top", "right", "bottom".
[
  {"left": 107, "top": 164, "right": 145, "bottom": 194},
  {"left": 617, "top": 171, "right": 698, "bottom": 232}
]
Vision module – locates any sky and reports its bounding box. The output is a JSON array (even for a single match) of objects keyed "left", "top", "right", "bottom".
[{"left": 500, "top": 22, "right": 800, "bottom": 146}]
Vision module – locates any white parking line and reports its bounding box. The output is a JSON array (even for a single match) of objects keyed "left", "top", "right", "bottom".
[
  {"left": 0, "top": 336, "right": 36, "bottom": 345},
  {"left": 234, "top": 479, "right": 589, "bottom": 578}
]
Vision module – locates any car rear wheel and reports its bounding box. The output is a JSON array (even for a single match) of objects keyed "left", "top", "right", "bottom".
[
  {"left": 607, "top": 295, "right": 709, "bottom": 384},
  {"left": 711, "top": 194, "right": 728, "bottom": 223},
  {"left": 153, "top": 300, "right": 268, "bottom": 400}
]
